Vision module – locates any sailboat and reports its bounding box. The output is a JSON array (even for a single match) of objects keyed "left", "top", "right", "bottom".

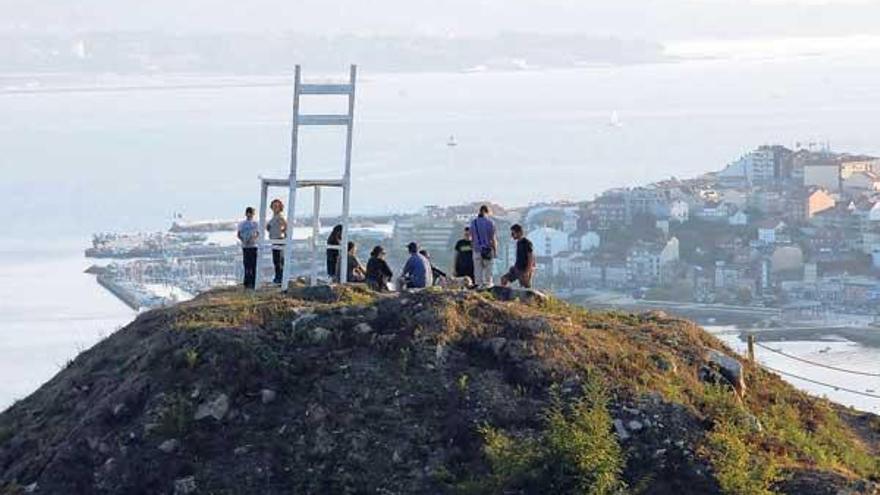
[
  {"left": 447, "top": 135, "right": 458, "bottom": 147},
  {"left": 609, "top": 110, "right": 623, "bottom": 128}
]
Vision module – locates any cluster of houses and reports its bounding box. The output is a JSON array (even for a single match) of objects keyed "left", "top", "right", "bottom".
[{"left": 389, "top": 144, "right": 880, "bottom": 315}]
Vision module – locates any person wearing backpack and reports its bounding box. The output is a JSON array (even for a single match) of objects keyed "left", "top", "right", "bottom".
[{"left": 469, "top": 205, "right": 497, "bottom": 288}]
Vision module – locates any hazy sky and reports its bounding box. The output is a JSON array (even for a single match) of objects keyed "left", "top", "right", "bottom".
[{"left": 3, "top": 0, "right": 880, "bottom": 40}]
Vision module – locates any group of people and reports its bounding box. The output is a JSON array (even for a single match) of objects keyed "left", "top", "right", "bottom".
[{"left": 236, "top": 203, "right": 536, "bottom": 291}]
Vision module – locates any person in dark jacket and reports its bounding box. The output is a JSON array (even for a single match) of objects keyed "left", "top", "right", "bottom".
[
  {"left": 501, "top": 224, "right": 535, "bottom": 289},
  {"left": 326, "top": 224, "right": 343, "bottom": 279},
  {"left": 366, "top": 245, "right": 394, "bottom": 291},
  {"left": 453, "top": 226, "right": 475, "bottom": 282}
]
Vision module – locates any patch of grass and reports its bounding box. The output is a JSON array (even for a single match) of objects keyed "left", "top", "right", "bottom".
[
  {"left": 157, "top": 392, "right": 193, "bottom": 438},
  {"left": 183, "top": 348, "right": 199, "bottom": 369},
  {"left": 543, "top": 381, "right": 626, "bottom": 495},
  {"left": 0, "top": 483, "right": 25, "bottom": 495},
  {"left": 698, "top": 378, "right": 878, "bottom": 491},
  {"left": 334, "top": 285, "right": 376, "bottom": 306},
  {"left": 759, "top": 400, "right": 878, "bottom": 478},
  {"left": 170, "top": 288, "right": 307, "bottom": 331},
  {"left": 472, "top": 377, "right": 626, "bottom": 495},
  {"left": 398, "top": 346, "right": 411, "bottom": 374},
  {"left": 705, "top": 419, "right": 780, "bottom": 495},
  {"left": 457, "top": 374, "right": 470, "bottom": 394},
  {"left": 479, "top": 426, "right": 542, "bottom": 489}
]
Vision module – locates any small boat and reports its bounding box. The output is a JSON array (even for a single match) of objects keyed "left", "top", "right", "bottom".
[
  {"left": 867, "top": 389, "right": 876, "bottom": 393},
  {"left": 818, "top": 346, "right": 831, "bottom": 354},
  {"left": 609, "top": 110, "right": 623, "bottom": 128}
]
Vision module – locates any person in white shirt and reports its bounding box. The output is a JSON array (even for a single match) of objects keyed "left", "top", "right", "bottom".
[{"left": 237, "top": 207, "right": 260, "bottom": 289}]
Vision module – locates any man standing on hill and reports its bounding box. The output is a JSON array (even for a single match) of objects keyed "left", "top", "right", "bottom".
[
  {"left": 453, "top": 226, "right": 475, "bottom": 284},
  {"left": 266, "top": 199, "right": 287, "bottom": 284},
  {"left": 237, "top": 207, "right": 260, "bottom": 289},
  {"left": 501, "top": 224, "right": 535, "bottom": 289},
  {"left": 470, "top": 205, "right": 497, "bottom": 288}
]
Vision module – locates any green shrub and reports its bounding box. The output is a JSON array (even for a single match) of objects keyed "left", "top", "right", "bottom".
[
  {"left": 479, "top": 426, "right": 542, "bottom": 489},
  {"left": 157, "top": 393, "right": 193, "bottom": 438},
  {"left": 474, "top": 378, "right": 626, "bottom": 495},
  {"left": 544, "top": 381, "right": 626, "bottom": 495},
  {"left": 706, "top": 419, "right": 779, "bottom": 495}
]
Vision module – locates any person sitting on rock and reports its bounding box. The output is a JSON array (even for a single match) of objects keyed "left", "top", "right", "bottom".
[
  {"left": 419, "top": 249, "right": 448, "bottom": 286},
  {"left": 500, "top": 224, "right": 535, "bottom": 289},
  {"left": 366, "top": 245, "right": 394, "bottom": 291},
  {"left": 337, "top": 241, "right": 366, "bottom": 283},
  {"left": 400, "top": 242, "right": 432, "bottom": 289}
]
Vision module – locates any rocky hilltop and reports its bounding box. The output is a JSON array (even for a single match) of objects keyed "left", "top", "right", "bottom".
[{"left": 1, "top": 286, "right": 878, "bottom": 494}]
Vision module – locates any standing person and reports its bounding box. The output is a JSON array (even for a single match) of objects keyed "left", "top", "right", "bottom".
[
  {"left": 266, "top": 199, "right": 288, "bottom": 284},
  {"left": 453, "top": 226, "right": 475, "bottom": 283},
  {"left": 366, "top": 245, "right": 394, "bottom": 291},
  {"left": 326, "top": 224, "right": 343, "bottom": 280},
  {"left": 237, "top": 207, "right": 260, "bottom": 289},
  {"left": 338, "top": 241, "right": 367, "bottom": 282},
  {"left": 401, "top": 242, "right": 432, "bottom": 289},
  {"left": 501, "top": 224, "right": 536, "bottom": 289},
  {"left": 470, "top": 205, "right": 497, "bottom": 288}
]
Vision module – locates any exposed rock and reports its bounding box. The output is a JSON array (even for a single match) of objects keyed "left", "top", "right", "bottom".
[
  {"left": 291, "top": 312, "right": 317, "bottom": 332},
  {"left": 174, "top": 475, "right": 197, "bottom": 495},
  {"left": 613, "top": 419, "right": 631, "bottom": 440},
  {"left": 261, "top": 389, "right": 277, "bottom": 404},
  {"left": 482, "top": 337, "right": 508, "bottom": 358},
  {"left": 194, "top": 393, "right": 230, "bottom": 421},
  {"left": 158, "top": 439, "right": 180, "bottom": 453},
  {"left": 704, "top": 349, "right": 746, "bottom": 395},
  {"left": 362, "top": 306, "right": 379, "bottom": 321},
  {"left": 627, "top": 420, "right": 644, "bottom": 432},
  {"left": 309, "top": 327, "right": 331, "bottom": 343},
  {"left": 487, "top": 286, "right": 548, "bottom": 304},
  {"left": 353, "top": 322, "right": 374, "bottom": 335}
]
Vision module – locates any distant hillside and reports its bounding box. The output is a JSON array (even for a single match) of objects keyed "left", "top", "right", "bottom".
[
  {"left": 1, "top": 286, "right": 877, "bottom": 494},
  {"left": 0, "top": 32, "right": 664, "bottom": 76}
]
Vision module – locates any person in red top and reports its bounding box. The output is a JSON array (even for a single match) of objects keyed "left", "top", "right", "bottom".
[{"left": 501, "top": 224, "right": 535, "bottom": 289}]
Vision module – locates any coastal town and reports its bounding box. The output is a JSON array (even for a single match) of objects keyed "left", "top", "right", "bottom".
[{"left": 88, "top": 143, "right": 880, "bottom": 327}]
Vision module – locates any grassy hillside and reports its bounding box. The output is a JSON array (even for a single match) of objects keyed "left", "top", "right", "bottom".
[{"left": 1, "top": 285, "right": 877, "bottom": 494}]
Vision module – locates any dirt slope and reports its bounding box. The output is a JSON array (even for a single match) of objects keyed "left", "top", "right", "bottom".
[{"left": 1, "top": 285, "right": 877, "bottom": 494}]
